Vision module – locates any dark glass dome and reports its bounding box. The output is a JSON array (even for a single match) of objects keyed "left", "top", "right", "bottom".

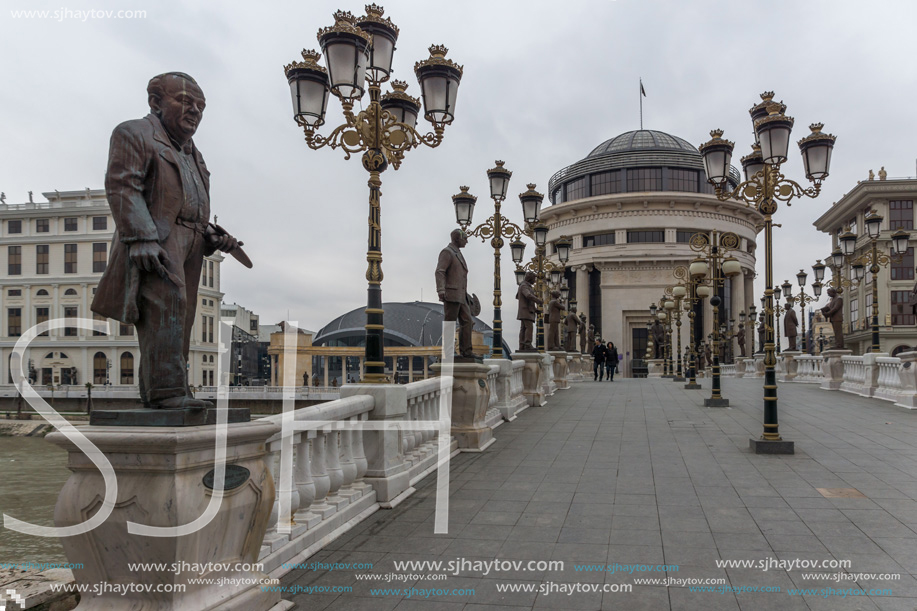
[{"left": 547, "top": 129, "right": 740, "bottom": 204}]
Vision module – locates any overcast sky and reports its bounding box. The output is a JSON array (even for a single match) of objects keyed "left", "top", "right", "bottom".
[{"left": 2, "top": 0, "right": 916, "bottom": 347}]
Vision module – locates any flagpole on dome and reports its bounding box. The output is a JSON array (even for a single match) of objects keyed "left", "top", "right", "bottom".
[{"left": 639, "top": 78, "right": 646, "bottom": 130}]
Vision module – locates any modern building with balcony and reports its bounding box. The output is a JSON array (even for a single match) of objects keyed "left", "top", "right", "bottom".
[{"left": 541, "top": 129, "right": 763, "bottom": 376}]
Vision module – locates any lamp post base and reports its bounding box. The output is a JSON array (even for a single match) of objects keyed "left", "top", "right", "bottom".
[
  {"left": 672, "top": 376, "right": 685, "bottom": 382},
  {"left": 704, "top": 397, "right": 730, "bottom": 407},
  {"left": 684, "top": 382, "right": 702, "bottom": 389},
  {"left": 749, "top": 438, "right": 795, "bottom": 454}
]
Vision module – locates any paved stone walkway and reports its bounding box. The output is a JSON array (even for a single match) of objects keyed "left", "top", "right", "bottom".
[{"left": 281, "top": 376, "right": 917, "bottom": 610}]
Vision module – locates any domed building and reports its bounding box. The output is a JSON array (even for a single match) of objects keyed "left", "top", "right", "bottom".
[{"left": 540, "top": 129, "right": 763, "bottom": 377}]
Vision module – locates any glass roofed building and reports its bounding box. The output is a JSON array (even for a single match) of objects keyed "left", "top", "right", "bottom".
[{"left": 541, "top": 129, "right": 762, "bottom": 377}]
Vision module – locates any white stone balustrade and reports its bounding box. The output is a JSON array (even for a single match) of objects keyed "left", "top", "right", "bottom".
[
  {"left": 894, "top": 352, "right": 917, "bottom": 409},
  {"left": 874, "top": 357, "right": 903, "bottom": 403},
  {"left": 794, "top": 355, "right": 825, "bottom": 383},
  {"left": 484, "top": 358, "right": 528, "bottom": 421},
  {"left": 840, "top": 355, "right": 867, "bottom": 395},
  {"left": 720, "top": 363, "right": 737, "bottom": 377}
]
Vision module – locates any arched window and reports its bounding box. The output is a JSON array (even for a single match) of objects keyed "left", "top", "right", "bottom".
[
  {"left": 36, "top": 289, "right": 49, "bottom": 296},
  {"left": 120, "top": 352, "right": 134, "bottom": 385},
  {"left": 891, "top": 345, "right": 912, "bottom": 357},
  {"left": 209, "top": 355, "right": 214, "bottom": 363},
  {"left": 59, "top": 352, "right": 68, "bottom": 359},
  {"left": 64, "top": 289, "right": 77, "bottom": 296},
  {"left": 93, "top": 352, "right": 107, "bottom": 384}
]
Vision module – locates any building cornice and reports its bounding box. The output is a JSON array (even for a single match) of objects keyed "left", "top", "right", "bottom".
[{"left": 813, "top": 179, "right": 917, "bottom": 232}]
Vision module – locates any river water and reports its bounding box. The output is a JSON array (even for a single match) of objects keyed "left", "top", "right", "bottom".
[{"left": 0, "top": 436, "right": 70, "bottom": 564}]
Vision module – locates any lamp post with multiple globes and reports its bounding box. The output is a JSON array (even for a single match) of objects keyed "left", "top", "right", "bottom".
[
  {"left": 284, "top": 5, "right": 463, "bottom": 382},
  {"left": 699, "top": 91, "right": 836, "bottom": 452}
]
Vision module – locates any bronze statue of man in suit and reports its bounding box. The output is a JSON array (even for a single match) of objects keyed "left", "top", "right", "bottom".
[
  {"left": 821, "top": 287, "right": 844, "bottom": 349},
  {"left": 564, "top": 303, "right": 580, "bottom": 352},
  {"left": 435, "top": 228, "right": 476, "bottom": 359},
  {"left": 578, "top": 313, "right": 587, "bottom": 353},
  {"left": 516, "top": 271, "right": 542, "bottom": 352},
  {"left": 546, "top": 290, "right": 564, "bottom": 351},
  {"left": 92, "top": 73, "right": 242, "bottom": 410},
  {"left": 784, "top": 299, "right": 799, "bottom": 350}
]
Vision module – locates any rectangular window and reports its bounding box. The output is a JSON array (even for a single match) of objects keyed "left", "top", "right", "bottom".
[
  {"left": 64, "top": 244, "right": 78, "bottom": 274},
  {"left": 890, "top": 201, "right": 914, "bottom": 231},
  {"left": 891, "top": 247, "right": 915, "bottom": 280},
  {"left": 36, "top": 219, "right": 49, "bottom": 233},
  {"left": 64, "top": 218, "right": 78, "bottom": 231},
  {"left": 589, "top": 268, "right": 602, "bottom": 338},
  {"left": 552, "top": 188, "right": 563, "bottom": 205},
  {"left": 564, "top": 177, "right": 588, "bottom": 201},
  {"left": 208, "top": 316, "right": 214, "bottom": 343},
  {"left": 93, "top": 243, "right": 107, "bottom": 273},
  {"left": 866, "top": 293, "right": 873, "bottom": 323},
  {"left": 120, "top": 323, "right": 134, "bottom": 336},
  {"left": 668, "top": 169, "right": 699, "bottom": 192},
  {"left": 626, "top": 168, "right": 662, "bottom": 192},
  {"left": 7, "top": 289, "right": 21, "bottom": 297},
  {"left": 92, "top": 216, "right": 107, "bottom": 231},
  {"left": 36, "top": 245, "right": 49, "bottom": 274},
  {"left": 201, "top": 315, "right": 207, "bottom": 342},
  {"left": 36, "top": 307, "right": 49, "bottom": 336},
  {"left": 64, "top": 306, "right": 78, "bottom": 336},
  {"left": 8, "top": 308, "right": 21, "bottom": 337},
  {"left": 7, "top": 246, "right": 20, "bottom": 276},
  {"left": 590, "top": 171, "right": 621, "bottom": 197},
  {"left": 892, "top": 291, "right": 915, "bottom": 326},
  {"left": 250, "top": 319, "right": 258, "bottom": 332},
  {"left": 850, "top": 297, "right": 859, "bottom": 333},
  {"left": 583, "top": 233, "right": 616, "bottom": 247},
  {"left": 8, "top": 220, "right": 21, "bottom": 234},
  {"left": 93, "top": 313, "right": 107, "bottom": 336},
  {"left": 209, "top": 261, "right": 214, "bottom": 288},
  {"left": 676, "top": 230, "right": 697, "bottom": 243},
  {"left": 627, "top": 230, "right": 665, "bottom": 243},
  {"left": 848, "top": 217, "right": 858, "bottom": 236}
]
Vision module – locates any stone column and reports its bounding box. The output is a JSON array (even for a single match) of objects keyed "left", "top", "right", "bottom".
[
  {"left": 541, "top": 353, "right": 556, "bottom": 397},
  {"left": 779, "top": 351, "right": 801, "bottom": 382},
  {"left": 516, "top": 352, "right": 545, "bottom": 406},
  {"left": 548, "top": 351, "right": 569, "bottom": 390},
  {"left": 820, "top": 349, "right": 853, "bottom": 391},
  {"left": 408, "top": 356, "right": 414, "bottom": 383},
  {"left": 47, "top": 421, "right": 282, "bottom": 611},
  {"left": 340, "top": 384, "right": 412, "bottom": 504},
  {"left": 323, "top": 356, "right": 329, "bottom": 387},
  {"left": 894, "top": 351, "right": 917, "bottom": 409},
  {"left": 431, "top": 362, "right": 494, "bottom": 451}
]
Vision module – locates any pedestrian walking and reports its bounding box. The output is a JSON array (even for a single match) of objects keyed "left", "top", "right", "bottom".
[
  {"left": 605, "top": 342, "right": 619, "bottom": 381},
  {"left": 591, "top": 338, "right": 607, "bottom": 381}
]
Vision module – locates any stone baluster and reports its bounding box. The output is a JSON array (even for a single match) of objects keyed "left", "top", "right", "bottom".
[
  {"left": 294, "top": 434, "right": 320, "bottom": 530},
  {"left": 351, "top": 414, "right": 372, "bottom": 494},
  {"left": 403, "top": 397, "right": 417, "bottom": 457},
  {"left": 324, "top": 429, "right": 347, "bottom": 508},
  {"left": 310, "top": 432, "right": 334, "bottom": 519}
]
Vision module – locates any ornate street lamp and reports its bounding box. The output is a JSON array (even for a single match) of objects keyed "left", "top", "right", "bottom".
[
  {"left": 699, "top": 91, "right": 836, "bottom": 453},
  {"left": 285, "top": 6, "right": 463, "bottom": 383},
  {"left": 452, "top": 161, "right": 530, "bottom": 358}
]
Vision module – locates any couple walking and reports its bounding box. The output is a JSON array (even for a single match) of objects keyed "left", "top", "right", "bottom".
[{"left": 591, "top": 339, "right": 619, "bottom": 381}]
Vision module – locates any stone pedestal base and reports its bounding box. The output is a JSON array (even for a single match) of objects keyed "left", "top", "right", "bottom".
[
  {"left": 749, "top": 438, "right": 795, "bottom": 454},
  {"left": 647, "top": 359, "right": 664, "bottom": 377},
  {"left": 483, "top": 358, "right": 527, "bottom": 420},
  {"left": 47, "top": 419, "right": 281, "bottom": 611},
  {"left": 431, "top": 363, "right": 494, "bottom": 451},
  {"left": 820, "top": 349, "right": 853, "bottom": 391},
  {"left": 754, "top": 355, "right": 766, "bottom": 377},
  {"left": 516, "top": 353, "right": 545, "bottom": 407},
  {"left": 548, "top": 351, "right": 570, "bottom": 390},
  {"left": 778, "top": 351, "right": 802, "bottom": 383},
  {"left": 704, "top": 397, "right": 730, "bottom": 407},
  {"left": 684, "top": 381, "right": 702, "bottom": 389},
  {"left": 541, "top": 353, "right": 556, "bottom": 397},
  {"left": 567, "top": 353, "right": 584, "bottom": 382}
]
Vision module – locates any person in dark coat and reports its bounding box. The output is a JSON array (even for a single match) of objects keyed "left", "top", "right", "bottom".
[
  {"left": 605, "top": 342, "right": 619, "bottom": 381},
  {"left": 591, "top": 338, "right": 607, "bottom": 381}
]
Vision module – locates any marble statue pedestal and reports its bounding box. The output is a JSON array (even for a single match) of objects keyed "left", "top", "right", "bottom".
[
  {"left": 820, "top": 349, "right": 853, "bottom": 391},
  {"left": 431, "top": 362, "right": 494, "bottom": 452},
  {"left": 647, "top": 359, "right": 664, "bottom": 377},
  {"left": 548, "top": 351, "right": 570, "bottom": 390},
  {"left": 46, "top": 419, "right": 283, "bottom": 611},
  {"left": 516, "top": 352, "right": 545, "bottom": 407},
  {"left": 778, "top": 351, "right": 802, "bottom": 382}
]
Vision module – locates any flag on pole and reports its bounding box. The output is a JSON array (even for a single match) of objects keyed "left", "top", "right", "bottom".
[{"left": 640, "top": 79, "right": 646, "bottom": 97}]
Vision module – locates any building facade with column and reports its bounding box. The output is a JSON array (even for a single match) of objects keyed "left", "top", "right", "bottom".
[
  {"left": 813, "top": 176, "right": 917, "bottom": 355},
  {"left": 541, "top": 130, "right": 763, "bottom": 377},
  {"left": 0, "top": 189, "right": 223, "bottom": 388}
]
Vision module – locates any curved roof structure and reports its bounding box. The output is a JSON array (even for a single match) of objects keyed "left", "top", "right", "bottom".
[
  {"left": 587, "top": 130, "right": 699, "bottom": 157},
  {"left": 547, "top": 129, "right": 740, "bottom": 203},
  {"left": 313, "top": 301, "right": 510, "bottom": 354}
]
